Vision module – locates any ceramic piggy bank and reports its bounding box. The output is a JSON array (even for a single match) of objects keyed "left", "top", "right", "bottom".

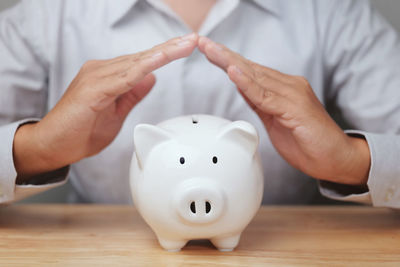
[{"left": 130, "top": 114, "right": 263, "bottom": 252}]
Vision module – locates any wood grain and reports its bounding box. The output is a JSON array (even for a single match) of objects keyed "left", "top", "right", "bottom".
[{"left": 0, "top": 205, "right": 399, "bottom": 266}]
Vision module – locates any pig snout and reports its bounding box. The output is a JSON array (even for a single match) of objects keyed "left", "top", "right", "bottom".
[{"left": 173, "top": 179, "right": 225, "bottom": 224}]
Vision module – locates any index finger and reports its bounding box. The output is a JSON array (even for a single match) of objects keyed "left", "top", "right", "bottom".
[
  {"left": 104, "top": 32, "right": 199, "bottom": 96},
  {"left": 198, "top": 36, "right": 288, "bottom": 82},
  {"left": 134, "top": 32, "right": 199, "bottom": 70}
]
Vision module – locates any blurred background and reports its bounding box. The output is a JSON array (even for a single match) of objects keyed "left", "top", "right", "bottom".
[{"left": 0, "top": 0, "right": 399, "bottom": 203}]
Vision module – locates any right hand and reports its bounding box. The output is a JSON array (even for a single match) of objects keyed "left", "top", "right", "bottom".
[{"left": 13, "top": 33, "right": 199, "bottom": 181}]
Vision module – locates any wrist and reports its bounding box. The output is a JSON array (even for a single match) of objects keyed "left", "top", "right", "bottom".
[
  {"left": 13, "top": 122, "right": 60, "bottom": 182},
  {"left": 334, "top": 135, "right": 371, "bottom": 185}
]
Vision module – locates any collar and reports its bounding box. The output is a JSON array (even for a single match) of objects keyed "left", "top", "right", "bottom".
[
  {"left": 252, "top": 0, "right": 281, "bottom": 15},
  {"left": 108, "top": 0, "right": 140, "bottom": 26},
  {"left": 108, "top": 0, "right": 281, "bottom": 26}
]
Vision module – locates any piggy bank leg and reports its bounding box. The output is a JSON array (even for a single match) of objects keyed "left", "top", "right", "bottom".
[
  {"left": 157, "top": 236, "right": 187, "bottom": 252},
  {"left": 211, "top": 234, "right": 241, "bottom": 252}
]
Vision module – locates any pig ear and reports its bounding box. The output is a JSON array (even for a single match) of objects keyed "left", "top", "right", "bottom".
[
  {"left": 134, "top": 124, "right": 173, "bottom": 169},
  {"left": 217, "top": 121, "right": 259, "bottom": 155}
]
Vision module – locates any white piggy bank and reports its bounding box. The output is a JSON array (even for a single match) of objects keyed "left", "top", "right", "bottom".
[{"left": 130, "top": 114, "right": 264, "bottom": 252}]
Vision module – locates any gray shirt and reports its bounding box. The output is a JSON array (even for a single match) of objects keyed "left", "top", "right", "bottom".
[{"left": 1, "top": 0, "right": 400, "bottom": 207}]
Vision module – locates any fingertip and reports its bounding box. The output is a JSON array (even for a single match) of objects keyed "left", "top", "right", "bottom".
[
  {"left": 181, "top": 32, "right": 199, "bottom": 42},
  {"left": 178, "top": 32, "right": 199, "bottom": 47},
  {"left": 192, "top": 32, "right": 199, "bottom": 43},
  {"left": 177, "top": 35, "right": 199, "bottom": 55},
  {"left": 138, "top": 73, "right": 156, "bottom": 91},
  {"left": 199, "top": 36, "right": 217, "bottom": 54},
  {"left": 198, "top": 36, "right": 208, "bottom": 51}
]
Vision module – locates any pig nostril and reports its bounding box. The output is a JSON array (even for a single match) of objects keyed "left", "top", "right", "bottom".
[
  {"left": 190, "top": 201, "right": 196, "bottom": 214},
  {"left": 205, "top": 201, "right": 211, "bottom": 214}
]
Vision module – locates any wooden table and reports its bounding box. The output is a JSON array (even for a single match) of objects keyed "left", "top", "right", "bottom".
[{"left": 0, "top": 205, "right": 399, "bottom": 266}]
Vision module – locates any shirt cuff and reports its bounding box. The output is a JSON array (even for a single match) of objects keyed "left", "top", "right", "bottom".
[
  {"left": 13, "top": 166, "right": 69, "bottom": 202},
  {"left": 319, "top": 130, "right": 400, "bottom": 208},
  {"left": 0, "top": 119, "right": 69, "bottom": 204},
  {"left": 318, "top": 180, "right": 372, "bottom": 205}
]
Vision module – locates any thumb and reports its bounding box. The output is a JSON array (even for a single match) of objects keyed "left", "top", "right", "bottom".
[
  {"left": 116, "top": 73, "right": 156, "bottom": 119},
  {"left": 238, "top": 87, "right": 273, "bottom": 128}
]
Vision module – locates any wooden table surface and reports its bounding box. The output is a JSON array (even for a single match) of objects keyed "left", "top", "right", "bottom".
[{"left": 0, "top": 205, "right": 399, "bottom": 266}]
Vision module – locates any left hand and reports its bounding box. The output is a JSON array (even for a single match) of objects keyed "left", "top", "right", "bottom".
[{"left": 198, "top": 37, "right": 370, "bottom": 185}]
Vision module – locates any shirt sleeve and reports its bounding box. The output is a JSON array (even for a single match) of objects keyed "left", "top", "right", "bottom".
[
  {"left": 0, "top": 1, "right": 68, "bottom": 204},
  {"left": 316, "top": 0, "right": 400, "bottom": 208}
]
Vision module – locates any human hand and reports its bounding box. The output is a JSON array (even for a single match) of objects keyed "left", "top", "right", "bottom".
[
  {"left": 198, "top": 37, "right": 370, "bottom": 185},
  {"left": 13, "top": 33, "right": 199, "bottom": 181}
]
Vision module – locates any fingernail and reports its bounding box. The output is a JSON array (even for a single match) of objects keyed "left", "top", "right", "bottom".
[
  {"left": 177, "top": 39, "right": 192, "bottom": 47},
  {"left": 181, "top": 32, "right": 197, "bottom": 40}
]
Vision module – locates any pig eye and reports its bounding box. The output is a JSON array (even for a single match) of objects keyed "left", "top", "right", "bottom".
[
  {"left": 212, "top": 156, "right": 218, "bottom": 164},
  {"left": 179, "top": 157, "right": 185, "bottom": 164}
]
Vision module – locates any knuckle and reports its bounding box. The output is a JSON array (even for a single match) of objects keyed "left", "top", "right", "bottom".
[
  {"left": 155, "top": 50, "right": 169, "bottom": 63},
  {"left": 246, "top": 66, "right": 257, "bottom": 80},
  {"left": 247, "top": 76, "right": 258, "bottom": 90},
  {"left": 294, "top": 75, "right": 310, "bottom": 86},
  {"left": 136, "top": 62, "right": 150, "bottom": 78},
  {"left": 260, "top": 90, "right": 274, "bottom": 108},
  {"left": 141, "top": 58, "right": 154, "bottom": 72},
  {"left": 261, "top": 90, "right": 274, "bottom": 105},
  {"left": 256, "top": 89, "right": 273, "bottom": 108},
  {"left": 257, "top": 73, "right": 269, "bottom": 85},
  {"left": 251, "top": 62, "right": 263, "bottom": 73},
  {"left": 160, "top": 36, "right": 182, "bottom": 48},
  {"left": 118, "top": 70, "right": 128, "bottom": 79},
  {"left": 82, "top": 60, "right": 99, "bottom": 70},
  {"left": 125, "top": 78, "right": 137, "bottom": 89},
  {"left": 169, "top": 36, "right": 182, "bottom": 44},
  {"left": 130, "top": 55, "right": 141, "bottom": 64},
  {"left": 114, "top": 69, "right": 135, "bottom": 89},
  {"left": 121, "top": 71, "right": 141, "bottom": 88},
  {"left": 254, "top": 68, "right": 263, "bottom": 80}
]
